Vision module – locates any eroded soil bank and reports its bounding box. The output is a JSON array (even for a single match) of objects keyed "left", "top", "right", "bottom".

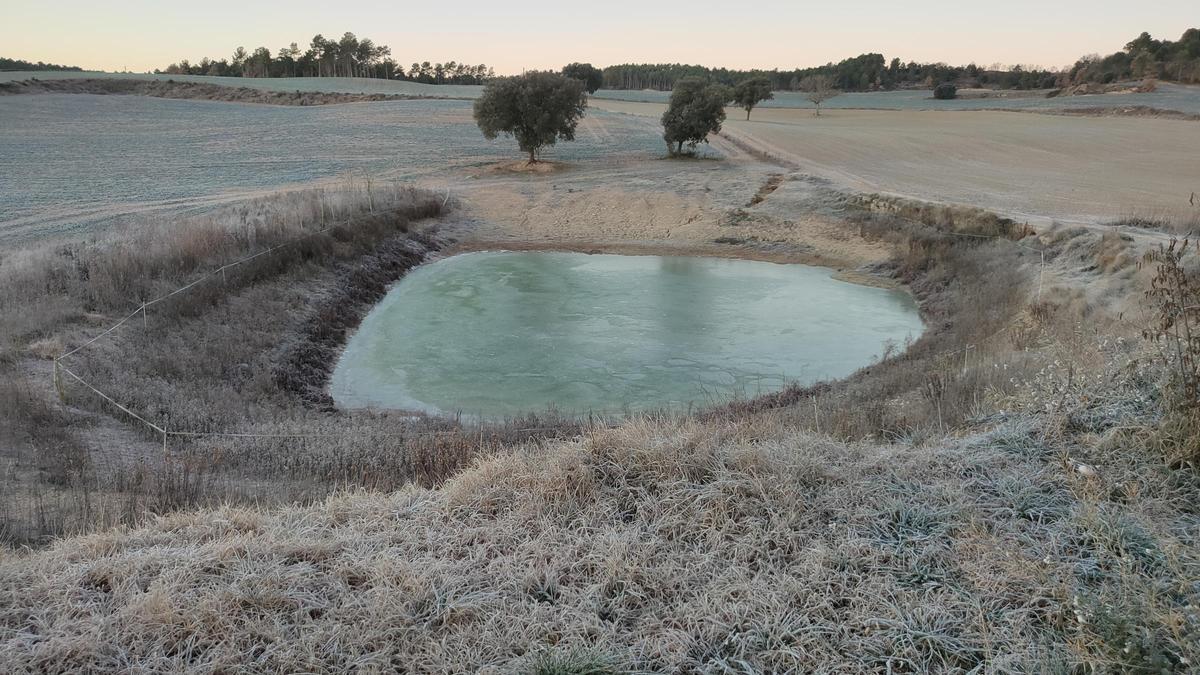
[{"left": 445, "top": 139, "right": 900, "bottom": 280}]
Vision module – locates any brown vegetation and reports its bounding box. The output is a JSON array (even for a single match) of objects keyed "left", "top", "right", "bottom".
[
  {"left": 1139, "top": 240, "right": 1200, "bottom": 466},
  {"left": 1003, "top": 105, "right": 1200, "bottom": 122},
  {"left": 712, "top": 196, "right": 1039, "bottom": 438}
]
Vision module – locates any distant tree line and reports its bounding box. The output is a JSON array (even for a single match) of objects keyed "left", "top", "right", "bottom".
[
  {"left": 153, "top": 27, "right": 1198, "bottom": 89},
  {"left": 1068, "top": 29, "right": 1200, "bottom": 85},
  {"left": 602, "top": 28, "right": 1200, "bottom": 91},
  {"left": 600, "top": 55, "right": 1061, "bottom": 92},
  {"left": 0, "top": 57, "right": 82, "bottom": 72},
  {"left": 157, "top": 32, "right": 494, "bottom": 83}
]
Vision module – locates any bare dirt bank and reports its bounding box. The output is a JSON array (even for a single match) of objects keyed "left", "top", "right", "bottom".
[
  {"left": 447, "top": 239, "right": 900, "bottom": 290},
  {"left": 447, "top": 148, "right": 898, "bottom": 282},
  {"left": 0, "top": 78, "right": 464, "bottom": 105}
]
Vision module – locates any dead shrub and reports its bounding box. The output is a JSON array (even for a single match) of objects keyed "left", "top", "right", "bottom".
[{"left": 1139, "top": 239, "right": 1200, "bottom": 466}]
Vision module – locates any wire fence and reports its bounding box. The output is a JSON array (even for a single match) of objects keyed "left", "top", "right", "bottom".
[
  {"left": 49, "top": 181, "right": 1055, "bottom": 443},
  {"left": 4, "top": 182, "right": 578, "bottom": 540},
  {"left": 13, "top": 179, "right": 1058, "bottom": 546},
  {"left": 49, "top": 187, "right": 481, "bottom": 445},
  {"left": 4, "top": 184, "right": 601, "bottom": 545}
]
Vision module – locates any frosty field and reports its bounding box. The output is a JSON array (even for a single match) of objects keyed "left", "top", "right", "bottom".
[
  {"left": 7, "top": 71, "right": 1198, "bottom": 113},
  {"left": 595, "top": 99, "right": 1200, "bottom": 226},
  {"left": 592, "top": 82, "right": 1200, "bottom": 113},
  {"left": 0, "top": 94, "right": 667, "bottom": 242}
]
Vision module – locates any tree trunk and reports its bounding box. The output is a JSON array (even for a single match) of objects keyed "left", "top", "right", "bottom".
[{"left": 746, "top": 108, "right": 751, "bottom": 120}]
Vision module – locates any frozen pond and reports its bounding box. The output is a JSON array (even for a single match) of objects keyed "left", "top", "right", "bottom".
[{"left": 331, "top": 251, "right": 923, "bottom": 418}]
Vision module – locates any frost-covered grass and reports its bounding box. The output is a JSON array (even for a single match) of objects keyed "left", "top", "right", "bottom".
[{"left": 1, "top": 395, "right": 1196, "bottom": 672}]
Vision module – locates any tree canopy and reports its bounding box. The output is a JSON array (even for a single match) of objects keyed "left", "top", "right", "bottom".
[
  {"left": 0, "top": 57, "right": 82, "bottom": 72},
  {"left": 157, "top": 32, "right": 494, "bottom": 83},
  {"left": 661, "top": 77, "right": 731, "bottom": 156},
  {"left": 151, "top": 27, "right": 1199, "bottom": 90},
  {"left": 473, "top": 71, "right": 589, "bottom": 163},
  {"left": 600, "top": 53, "right": 1054, "bottom": 92},
  {"left": 600, "top": 28, "right": 1200, "bottom": 92},
  {"left": 732, "top": 77, "right": 773, "bottom": 120},
  {"left": 561, "top": 63, "right": 604, "bottom": 94},
  {"left": 1069, "top": 28, "right": 1200, "bottom": 85}
]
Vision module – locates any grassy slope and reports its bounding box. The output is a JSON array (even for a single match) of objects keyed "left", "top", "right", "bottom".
[{"left": 2, "top": 387, "right": 1197, "bottom": 673}]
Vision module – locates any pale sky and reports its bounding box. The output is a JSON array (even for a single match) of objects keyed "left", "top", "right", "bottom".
[{"left": 3, "top": 1, "right": 1195, "bottom": 75}]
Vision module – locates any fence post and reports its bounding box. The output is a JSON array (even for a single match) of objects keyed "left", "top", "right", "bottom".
[
  {"left": 1037, "top": 250, "right": 1045, "bottom": 302},
  {"left": 53, "top": 359, "right": 65, "bottom": 403},
  {"left": 142, "top": 302, "right": 147, "bottom": 329}
]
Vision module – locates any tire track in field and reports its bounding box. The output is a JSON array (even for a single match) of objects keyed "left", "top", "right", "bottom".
[{"left": 580, "top": 114, "right": 613, "bottom": 146}]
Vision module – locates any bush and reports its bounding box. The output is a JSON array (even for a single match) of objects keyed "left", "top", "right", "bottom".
[
  {"left": 1140, "top": 239, "right": 1200, "bottom": 465},
  {"left": 933, "top": 83, "right": 958, "bottom": 100}
]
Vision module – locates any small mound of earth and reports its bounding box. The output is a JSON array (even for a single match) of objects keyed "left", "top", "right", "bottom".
[{"left": 476, "top": 160, "right": 569, "bottom": 175}]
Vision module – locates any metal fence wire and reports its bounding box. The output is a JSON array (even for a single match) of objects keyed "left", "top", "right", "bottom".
[{"left": 18, "top": 185, "right": 1054, "bottom": 544}]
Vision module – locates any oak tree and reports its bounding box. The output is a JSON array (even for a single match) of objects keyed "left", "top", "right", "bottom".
[
  {"left": 661, "top": 77, "right": 731, "bottom": 155},
  {"left": 732, "top": 77, "right": 774, "bottom": 120},
  {"left": 473, "top": 71, "right": 589, "bottom": 163}
]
